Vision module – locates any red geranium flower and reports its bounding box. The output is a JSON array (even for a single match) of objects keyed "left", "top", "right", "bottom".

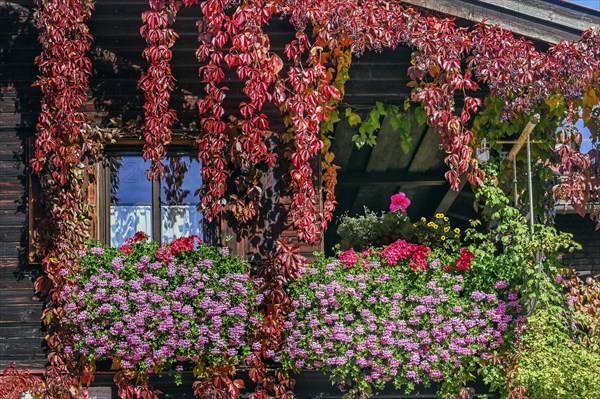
[
  {"left": 132, "top": 231, "right": 149, "bottom": 242},
  {"left": 456, "top": 248, "right": 475, "bottom": 270},
  {"left": 156, "top": 245, "right": 174, "bottom": 263},
  {"left": 119, "top": 243, "right": 132, "bottom": 254},
  {"left": 338, "top": 249, "right": 360, "bottom": 267},
  {"left": 170, "top": 235, "right": 202, "bottom": 254}
]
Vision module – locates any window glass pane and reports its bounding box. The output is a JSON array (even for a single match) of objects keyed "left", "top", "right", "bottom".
[
  {"left": 109, "top": 156, "right": 153, "bottom": 246},
  {"left": 160, "top": 156, "right": 203, "bottom": 242}
]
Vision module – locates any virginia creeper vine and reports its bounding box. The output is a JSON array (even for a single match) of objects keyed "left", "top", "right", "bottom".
[
  {"left": 140, "top": 0, "right": 181, "bottom": 179},
  {"left": 190, "top": 0, "right": 599, "bottom": 237},
  {"left": 32, "top": 0, "right": 104, "bottom": 396},
  {"left": 28, "top": 0, "right": 600, "bottom": 396}
]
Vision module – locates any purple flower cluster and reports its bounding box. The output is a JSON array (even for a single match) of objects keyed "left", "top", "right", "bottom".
[
  {"left": 281, "top": 254, "right": 524, "bottom": 391},
  {"left": 62, "top": 240, "right": 261, "bottom": 376}
]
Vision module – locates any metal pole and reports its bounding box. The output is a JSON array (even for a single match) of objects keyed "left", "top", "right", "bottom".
[
  {"left": 526, "top": 128, "right": 535, "bottom": 236},
  {"left": 507, "top": 114, "right": 542, "bottom": 314},
  {"left": 513, "top": 156, "right": 518, "bottom": 207}
]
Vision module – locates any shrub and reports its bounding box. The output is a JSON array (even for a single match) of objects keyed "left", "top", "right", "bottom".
[
  {"left": 336, "top": 207, "right": 412, "bottom": 251},
  {"left": 513, "top": 307, "right": 600, "bottom": 399},
  {"left": 497, "top": 273, "right": 600, "bottom": 399}
]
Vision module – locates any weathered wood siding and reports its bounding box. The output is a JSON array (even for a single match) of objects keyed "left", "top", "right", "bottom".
[
  {"left": 0, "top": 0, "right": 45, "bottom": 369},
  {"left": 556, "top": 214, "right": 600, "bottom": 275}
]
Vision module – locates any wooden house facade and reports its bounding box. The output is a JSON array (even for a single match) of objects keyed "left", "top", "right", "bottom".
[{"left": 0, "top": 0, "right": 598, "bottom": 397}]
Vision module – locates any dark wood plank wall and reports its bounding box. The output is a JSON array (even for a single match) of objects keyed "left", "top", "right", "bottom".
[
  {"left": 555, "top": 214, "right": 600, "bottom": 275},
  {"left": 0, "top": 129, "right": 46, "bottom": 370},
  {"left": 0, "top": 1, "right": 45, "bottom": 370}
]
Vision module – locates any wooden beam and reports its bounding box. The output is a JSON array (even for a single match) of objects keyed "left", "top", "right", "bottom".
[
  {"left": 446, "top": 211, "right": 472, "bottom": 222},
  {"left": 401, "top": 0, "right": 599, "bottom": 44},
  {"left": 434, "top": 176, "right": 468, "bottom": 218},
  {"left": 350, "top": 114, "right": 410, "bottom": 212},
  {"left": 507, "top": 114, "right": 541, "bottom": 161},
  {"left": 330, "top": 115, "right": 357, "bottom": 173},
  {"left": 338, "top": 171, "right": 446, "bottom": 186},
  {"left": 407, "top": 126, "right": 445, "bottom": 173},
  {"left": 496, "top": 140, "right": 544, "bottom": 144}
]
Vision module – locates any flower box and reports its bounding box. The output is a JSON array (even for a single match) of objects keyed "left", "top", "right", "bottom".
[{"left": 61, "top": 234, "right": 261, "bottom": 384}]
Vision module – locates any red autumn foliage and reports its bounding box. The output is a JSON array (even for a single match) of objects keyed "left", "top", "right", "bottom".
[
  {"left": 30, "top": 0, "right": 599, "bottom": 396},
  {"left": 0, "top": 363, "right": 45, "bottom": 399},
  {"left": 189, "top": 0, "right": 599, "bottom": 237},
  {"left": 140, "top": 0, "right": 180, "bottom": 180},
  {"left": 32, "top": 0, "right": 103, "bottom": 396},
  {"left": 114, "top": 370, "right": 161, "bottom": 399}
]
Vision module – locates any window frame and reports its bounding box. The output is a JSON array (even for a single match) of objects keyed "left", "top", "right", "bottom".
[{"left": 98, "top": 142, "right": 211, "bottom": 246}]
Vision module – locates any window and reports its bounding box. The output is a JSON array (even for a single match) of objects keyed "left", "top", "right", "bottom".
[{"left": 99, "top": 148, "right": 204, "bottom": 246}]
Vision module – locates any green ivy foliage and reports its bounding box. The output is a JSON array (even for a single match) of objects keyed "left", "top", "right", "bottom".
[
  {"left": 466, "top": 166, "right": 600, "bottom": 398},
  {"left": 469, "top": 96, "right": 567, "bottom": 224},
  {"left": 344, "top": 101, "right": 426, "bottom": 151}
]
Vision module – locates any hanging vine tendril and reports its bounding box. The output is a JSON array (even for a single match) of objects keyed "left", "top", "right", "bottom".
[
  {"left": 140, "top": 0, "right": 181, "bottom": 180},
  {"left": 32, "top": 0, "right": 105, "bottom": 396}
]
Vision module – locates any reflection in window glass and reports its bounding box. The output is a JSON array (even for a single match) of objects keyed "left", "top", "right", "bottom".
[
  {"left": 109, "top": 156, "right": 153, "bottom": 246},
  {"left": 160, "top": 156, "right": 203, "bottom": 242}
]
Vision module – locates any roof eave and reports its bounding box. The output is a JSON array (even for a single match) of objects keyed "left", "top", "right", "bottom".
[{"left": 402, "top": 0, "right": 600, "bottom": 44}]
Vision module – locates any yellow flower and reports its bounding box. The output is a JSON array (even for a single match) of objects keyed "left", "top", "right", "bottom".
[
  {"left": 421, "top": 217, "right": 426, "bottom": 222},
  {"left": 441, "top": 236, "right": 446, "bottom": 241},
  {"left": 427, "top": 221, "right": 434, "bottom": 227},
  {"left": 444, "top": 226, "right": 450, "bottom": 233},
  {"left": 454, "top": 228, "right": 460, "bottom": 234},
  {"left": 432, "top": 223, "right": 438, "bottom": 230},
  {"left": 435, "top": 213, "right": 444, "bottom": 219},
  {"left": 412, "top": 223, "right": 416, "bottom": 228},
  {"left": 443, "top": 216, "right": 449, "bottom": 222}
]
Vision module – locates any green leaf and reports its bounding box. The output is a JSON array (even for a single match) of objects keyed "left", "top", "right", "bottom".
[
  {"left": 329, "top": 110, "right": 341, "bottom": 124},
  {"left": 400, "top": 138, "right": 412, "bottom": 154},
  {"left": 415, "top": 106, "right": 427, "bottom": 126},
  {"left": 367, "top": 134, "right": 377, "bottom": 146},
  {"left": 347, "top": 110, "right": 362, "bottom": 126},
  {"left": 390, "top": 116, "right": 402, "bottom": 130},
  {"left": 352, "top": 133, "right": 366, "bottom": 148}
]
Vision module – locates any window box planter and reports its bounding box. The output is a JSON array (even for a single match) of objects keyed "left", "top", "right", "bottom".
[{"left": 61, "top": 234, "right": 261, "bottom": 392}]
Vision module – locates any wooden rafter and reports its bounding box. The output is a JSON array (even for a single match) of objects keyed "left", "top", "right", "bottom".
[{"left": 337, "top": 171, "right": 446, "bottom": 186}]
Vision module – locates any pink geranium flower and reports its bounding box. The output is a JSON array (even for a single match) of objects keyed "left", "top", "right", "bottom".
[
  {"left": 338, "top": 249, "right": 360, "bottom": 267},
  {"left": 390, "top": 192, "right": 411, "bottom": 213}
]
